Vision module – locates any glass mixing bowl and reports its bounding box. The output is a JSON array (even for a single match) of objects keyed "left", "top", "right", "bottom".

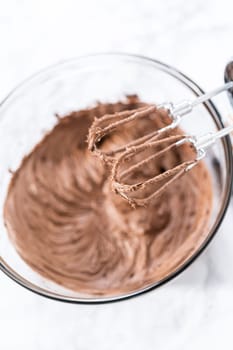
[{"left": 0, "top": 53, "right": 232, "bottom": 303}]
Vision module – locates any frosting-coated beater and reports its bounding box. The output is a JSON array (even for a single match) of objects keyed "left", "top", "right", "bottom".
[{"left": 88, "top": 66, "right": 233, "bottom": 207}]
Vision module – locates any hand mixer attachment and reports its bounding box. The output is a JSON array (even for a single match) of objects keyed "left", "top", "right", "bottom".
[
  {"left": 88, "top": 104, "right": 160, "bottom": 162},
  {"left": 111, "top": 126, "right": 233, "bottom": 207},
  {"left": 88, "top": 82, "right": 233, "bottom": 207},
  {"left": 88, "top": 82, "right": 233, "bottom": 161}
]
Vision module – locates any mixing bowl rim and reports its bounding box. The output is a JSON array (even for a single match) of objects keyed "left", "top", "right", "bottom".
[{"left": 0, "top": 52, "right": 232, "bottom": 304}]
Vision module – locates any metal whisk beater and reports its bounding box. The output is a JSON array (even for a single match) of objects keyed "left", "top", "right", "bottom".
[
  {"left": 111, "top": 125, "right": 233, "bottom": 207},
  {"left": 88, "top": 81, "right": 233, "bottom": 207},
  {"left": 88, "top": 82, "right": 233, "bottom": 161}
]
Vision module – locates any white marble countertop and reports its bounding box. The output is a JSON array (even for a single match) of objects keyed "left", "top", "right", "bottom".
[{"left": 1, "top": 0, "right": 233, "bottom": 348}]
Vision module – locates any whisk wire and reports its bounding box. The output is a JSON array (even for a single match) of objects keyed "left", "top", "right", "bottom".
[{"left": 88, "top": 82, "right": 233, "bottom": 206}]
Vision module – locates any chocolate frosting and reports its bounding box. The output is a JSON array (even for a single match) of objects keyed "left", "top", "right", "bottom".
[{"left": 4, "top": 97, "right": 212, "bottom": 296}]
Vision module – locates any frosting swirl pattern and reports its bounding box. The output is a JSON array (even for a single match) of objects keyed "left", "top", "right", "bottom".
[{"left": 4, "top": 97, "right": 212, "bottom": 295}]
